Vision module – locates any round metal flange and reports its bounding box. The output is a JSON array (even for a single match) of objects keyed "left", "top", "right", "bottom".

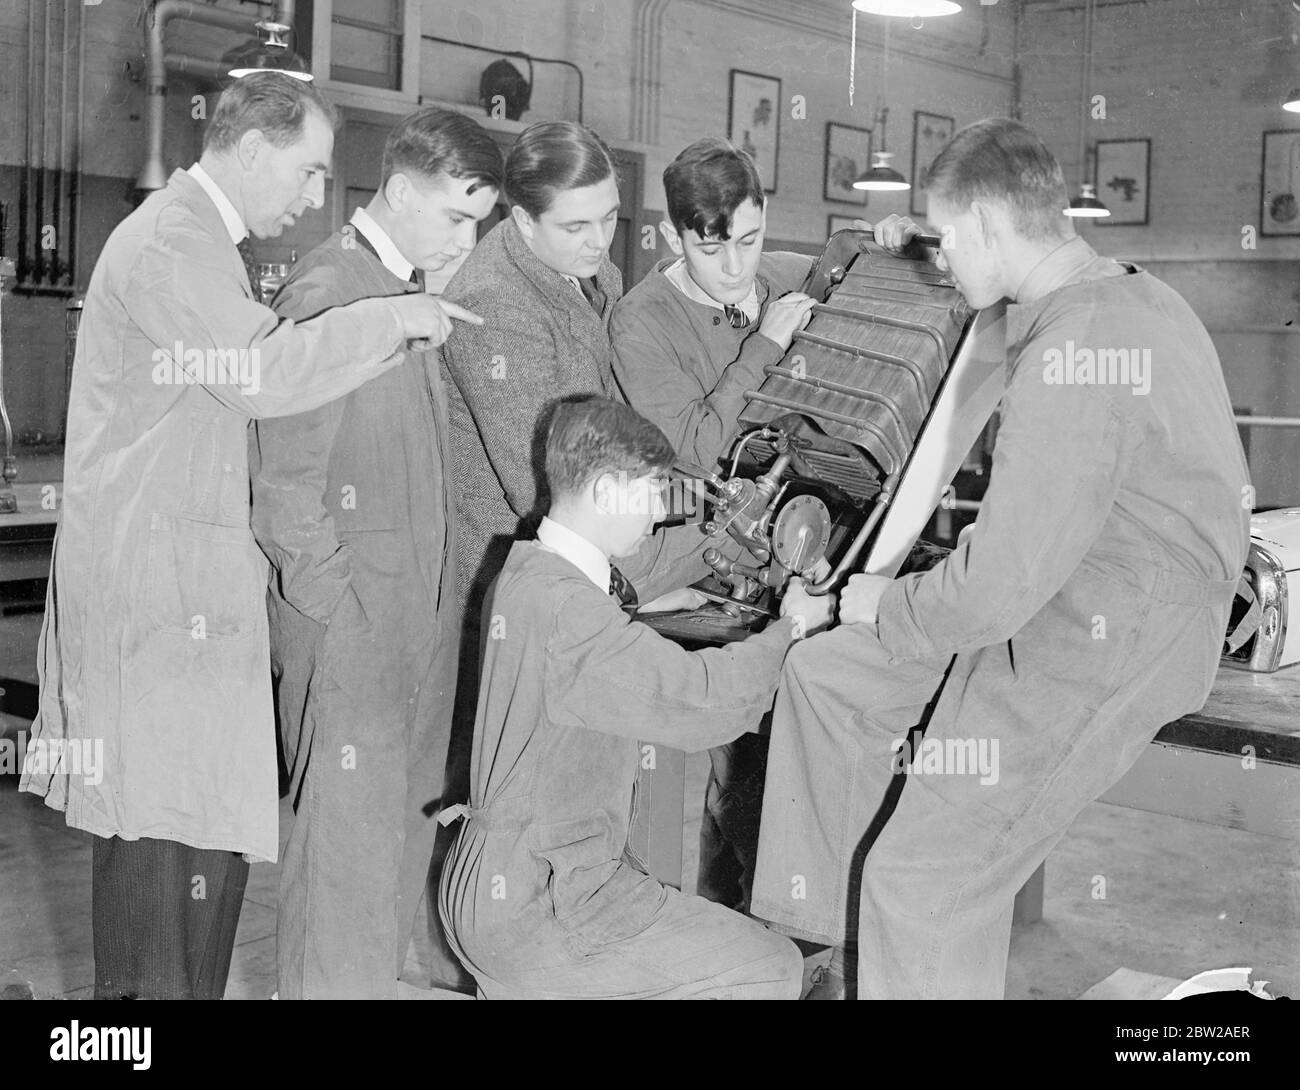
[{"left": 770, "top": 494, "right": 832, "bottom": 573}]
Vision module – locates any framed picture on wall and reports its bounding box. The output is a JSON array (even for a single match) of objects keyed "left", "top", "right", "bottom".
[
  {"left": 910, "top": 111, "right": 955, "bottom": 217},
  {"left": 1095, "top": 138, "right": 1151, "bottom": 226},
  {"left": 825, "top": 122, "right": 870, "bottom": 205},
  {"left": 1260, "top": 130, "right": 1300, "bottom": 237},
  {"left": 728, "top": 69, "right": 781, "bottom": 193},
  {"left": 828, "top": 214, "right": 862, "bottom": 237}
]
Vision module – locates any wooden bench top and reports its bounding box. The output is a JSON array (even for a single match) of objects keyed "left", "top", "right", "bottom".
[
  {"left": 1155, "top": 667, "right": 1300, "bottom": 766},
  {"left": 0, "top": 483, "right": 60, "bottom": 533}
]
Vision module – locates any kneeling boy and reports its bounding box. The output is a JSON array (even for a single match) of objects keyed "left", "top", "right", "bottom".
[{"left": 438, "top": 396, "right": 831, "bottom": 999}]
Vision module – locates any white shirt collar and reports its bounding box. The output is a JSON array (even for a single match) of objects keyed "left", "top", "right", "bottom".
[
  {"left": 536, "top": 516, "right": 611, "bottom": 593},
  {"left": 664, "top": 257, "right": 759, "bottom": 321},
  {"left": 187, "top": 163, "right": 246, "bottom": 244},
  {"left": 349, "top": 206, "right": 415, "bottom": 282},
  {"left": 563, "top": 274, "right": 586, "bottom": 297}
]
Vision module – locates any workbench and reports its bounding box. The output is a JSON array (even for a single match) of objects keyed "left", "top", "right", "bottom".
[{"left": 0, "top": 482, "right": 58, "bottom": 585}]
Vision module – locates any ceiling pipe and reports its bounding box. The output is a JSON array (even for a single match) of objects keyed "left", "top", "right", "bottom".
[
  {"left": 138, "top": 0, "right": 297, "bottom": 192},
  {"left": 165, "top": 52, "right": 231, "bottom": 83}
]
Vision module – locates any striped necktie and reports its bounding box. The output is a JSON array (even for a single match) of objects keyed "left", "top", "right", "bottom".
[
  {"left": 608, "top": 565, "right": 638, "bottom": 614},
  {"left": 723, "top": 303, "right": 749, "bottom": 328}
]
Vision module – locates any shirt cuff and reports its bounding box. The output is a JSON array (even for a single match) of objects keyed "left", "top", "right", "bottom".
[{"left": 873, "top": 574, "right": 924, "bottom": 660}]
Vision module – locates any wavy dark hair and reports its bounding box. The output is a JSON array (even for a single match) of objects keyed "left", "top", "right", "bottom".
[
  {"left": 663, "top": 137, "right": 765, "bottom": 241},
  {"left": 381, "top": 107, "right": 503, "bottom": 194},
  {"left": 505, "top": 121, "right": 617, "bottom": 218}
]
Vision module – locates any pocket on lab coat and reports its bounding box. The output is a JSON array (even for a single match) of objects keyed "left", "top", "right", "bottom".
[
  {"left": 179, "top": 410, "right": 251, "bottom": 526},
  {"left": 146, "top": 514, "right": 264, "bottom": 640}
]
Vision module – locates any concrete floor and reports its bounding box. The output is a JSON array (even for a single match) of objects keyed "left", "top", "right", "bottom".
[{"left": 2, "top": 600, "right": 1297, "bottom": 1000}]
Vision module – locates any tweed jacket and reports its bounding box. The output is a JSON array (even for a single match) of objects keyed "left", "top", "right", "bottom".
[{"left": 439, "top": 217, "right": 623, "bottom": 605}]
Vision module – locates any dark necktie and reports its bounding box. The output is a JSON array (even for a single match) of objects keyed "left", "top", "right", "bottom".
[
  {"left": 608, "top": 564, "right": 638, "bottom": 614},
  {"left": 723, "top": 303, "right": 749, "bottom": 328},
  {"left": 236, "top": 237, "right": 260, "bottom": 299},
  {"left": 408, "top": 268, "right": 426, "bottom": 292},
  {"left": 579, "top": 276, "right": 607, "bottom": 316}
]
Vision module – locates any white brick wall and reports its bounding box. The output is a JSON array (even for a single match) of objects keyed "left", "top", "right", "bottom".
[
  {"left": 1018, "top": 0, "right": 1300, "bottom": 505},
  {"left": 1018, "top": 0, "right": 1300, "bottom": 263}
]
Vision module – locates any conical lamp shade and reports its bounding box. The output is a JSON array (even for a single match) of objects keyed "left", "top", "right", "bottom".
[
  {"left": 854, "top": 151, "right": 910, "bottom": 192},
  {"left": 851, "top": 0, "right": 961, "bottom": 15},
  {"left": 1064, "top": 182, "right": 1110, "bottom": 218},
  {"left": 222, "top": 21, "right": 312, "bottom": 81}
]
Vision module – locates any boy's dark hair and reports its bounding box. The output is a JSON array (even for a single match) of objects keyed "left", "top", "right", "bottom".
[
  {"left": 381, "top": 107, "right": 504, "bottom": 194},
  {"left": 664, "top": 137, "right": 765, "bottom": 241},
  {"left": 505, "top": 121, "right": 617, "bottom": 219},
  {"left": 925, "top": 117, "right": 1072, "bottom": 243},
  {"left": 203, "top": 72, "right": 337, "bottom": 154},
  {"left": 545, "top": 397, "right": 675, "bottom": 500}
]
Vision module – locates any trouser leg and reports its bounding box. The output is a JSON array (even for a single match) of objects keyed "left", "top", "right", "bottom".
[
  {"left": 426, "top": 590, "right": 488, "bottom": 990},
  {"left": 276, "top": 627, "right": 414, "bottom": 1000},
  {"left": 395, "top": 627, "right": 464, "bottom": 986},
  {"left": 443, "top": 592, "right": 483, "bottom": 819},
  {"left": 697, "top": 732, "right": 769, "bottom": 909},
  {"left": 696, "top": 778, "right": 741, "bottom": 907},
  {"left": 857, "top": 768, "right": 1067, "bottom": 999},
  {"left": 854, "top": 650, "right": 1156, "bottom": 999},
  {"left": 92, "top": 834, "right": 248, "bottom": 1000},
  {"left": 749, "top": 626, "right": 948, "bottom": 945}
]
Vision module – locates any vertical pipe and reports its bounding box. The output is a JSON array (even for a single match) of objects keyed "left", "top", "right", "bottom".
[
  {"left": 19, "top": 0, "right": 33, "bottom": 284},
  {"left": 140, "top": 1, "right": 267, "bottom": 192},
  {"left": 70, "top": 0, "right": 85, "bottom": 287},
  {"left": 35, "top": 0, "right": 50, "bottom": 283},
  {"left": 1010, "top": 0, "right": 1022, "bottom": 120},
  {"left": 55, "top": 0, "right": 70, "bottom": 286},
  {"left": 1077, "top": 0, "right": 1093, "bottom": 188},
  {"left": 882, "top": 17, "right": 890, "bottom": 141}
]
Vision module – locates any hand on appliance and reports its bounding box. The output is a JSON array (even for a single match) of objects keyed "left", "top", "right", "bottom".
[
  {"left": 781, "top": 576, "right": 837, "bottom": 637},
  {"left": 839, "top": 572, "right": 892, "bottom": 626}
]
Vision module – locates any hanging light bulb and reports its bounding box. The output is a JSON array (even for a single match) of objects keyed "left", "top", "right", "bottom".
[
  {"left": 856, "top": 150, "right": 910, "bottom": 191},
  {"left": 1064, "top": 182, "right": 1110, "bottom": 218},
  {"left": 1064, "top": 1, "right": 1108, "bottom": 221},
  {"left": 851, "top": 20, "right": 910, "bottom": 192},
  {"left": 1284, "top": 88, "right": 1300, "bottom": 112},
  {"left": 852, "top": 0, "right": 961, "bottom": 15},
  {"left": 222, "top": 21, "right": 313, "bottom": 82}
]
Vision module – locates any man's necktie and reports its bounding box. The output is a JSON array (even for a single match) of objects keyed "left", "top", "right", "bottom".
[
  {"left": 608, "top": 565, "right": 638, "bottom": 615},
  {"left": 723, "top": 303, "right": 750, "bottom": 329},
  {"left": 579, "top": 276, "right": 607, "bottom": 316},
  {"left": 408, "top": 268, "right": 426, "bottom": 291},
  {"left": 236, "top": 237, "right": 261, "bottom": 300}
]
